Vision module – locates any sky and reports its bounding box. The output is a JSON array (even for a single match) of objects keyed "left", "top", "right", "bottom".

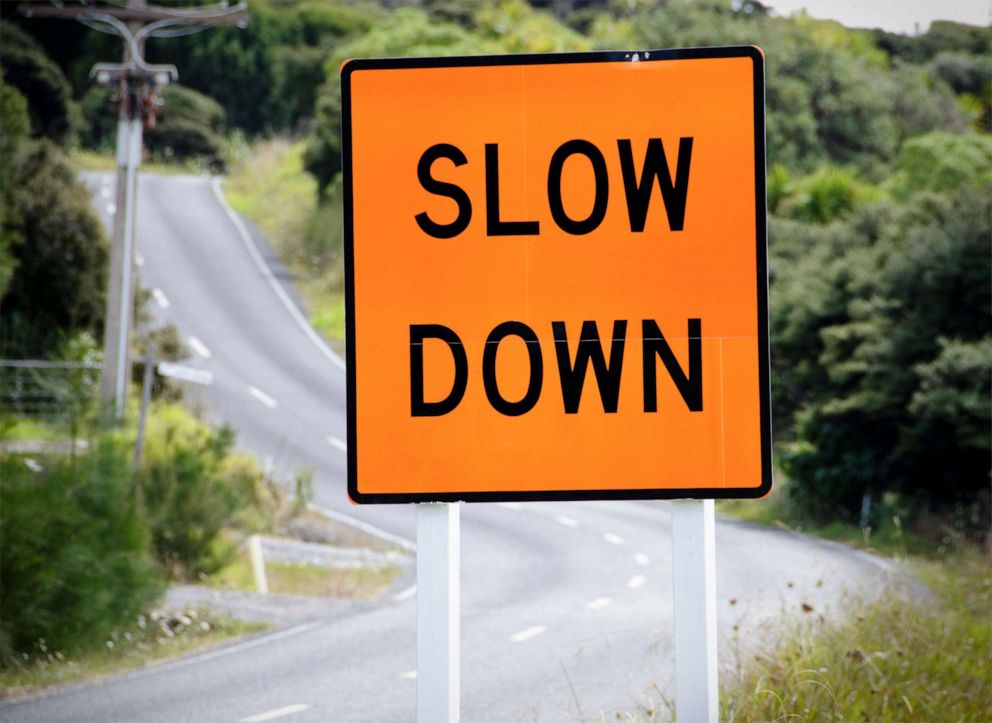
[{"left": 764, "top": 0, "right": 990, "bottom": 35}]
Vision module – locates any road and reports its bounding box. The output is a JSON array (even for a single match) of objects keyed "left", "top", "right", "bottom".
[{"left": 0, "top": 172, "right": 901, "bottom": 722}]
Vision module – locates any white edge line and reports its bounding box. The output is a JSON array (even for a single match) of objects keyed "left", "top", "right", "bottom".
[
  {"left": 210, "top": 177, "right": 346, "bottom": 372},
  {"left": 510, "top": 625, "right": 546, "bottom": 643},
  {"left": 154, "top": 621, "right": 319, "bottom": 671},
  {"left": 307, "top": 502, "right": 416, "bottom": 553},
  {"left": 240, "top": 703, "right": 310, "bottom": 723}
]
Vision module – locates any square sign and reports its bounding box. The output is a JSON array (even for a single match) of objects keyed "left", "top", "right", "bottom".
[{"left": 343, "top": 47, "right": 771, "bottom": 503}]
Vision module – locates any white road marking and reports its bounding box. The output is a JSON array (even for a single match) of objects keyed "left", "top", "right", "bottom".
[
  {"left": 393, "top": 585, "right": 416, "bottom": 603},
  {"left": 603, "top": 532, "right": 624, "bottom": 546},
  {"left": 163, "top": 621, "right": 319, "bottom": 670},
  {"left": 586, "top": 596, "right": 612, "bottom": 610},
  {"left": 134, "top": 253, "right": 144, "bottom": 268},
  {"left": 327, "top": 436, "right": 347, "bottom": 453},
  {"left": 248, "top": 386, "right": 278, "bottom": 408},
  {"left": 627, "top": 575, "right": 647, "bottom": 589},
  {"left": 24, "top": 458, "right": 42, "bottom": 473},
  {"left": 187, "top": 336, "right": 212, "bottom": 359},
  {"left": 555, "top": 515, "right": 579, "bottom": 528},
  {"left": 240, "top": 703, "right": 310, "bottom": 722},
  {"left": 510, "top": 626, "right": 546, "bottom": 643},
  {"left": 634, "top": 553, "right": 650, "bottom": 567},
  {"left": 106, "top": 203, "right": 117, "bottom": 215},
  {"left": 151, "top": 288, "right": 170, "bottom": 309},
  {"left": 211, "top": 178, "right": 346, "bottom": 371},
  {"left": 401, "top": 670, "right": 417, "bottom": 680},
  {"left": 498, "top": 502, "right": 521, "bottom": 511},
  {"left": 307, "top": 502, "right": 416, "bottom": 552},
  {"left": 100, "top": 186, "right": 111, "bottom": 198}
]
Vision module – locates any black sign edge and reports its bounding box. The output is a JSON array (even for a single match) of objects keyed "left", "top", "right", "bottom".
[{"left": 341, "top": 46, "right": 773, "bottom": 504}]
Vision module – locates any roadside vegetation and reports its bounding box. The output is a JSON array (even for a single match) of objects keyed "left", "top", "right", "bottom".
[
  {"left": 0, "top": 606, "right": 264, "bottom": 701},
  {"left": 2, "top": 0, "right": 989, "bottom": 715},
  {"left": 715, "top": 548, "right": 991, "bottom": 722}
]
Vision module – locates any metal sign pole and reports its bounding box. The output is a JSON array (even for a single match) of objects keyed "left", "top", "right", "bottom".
[
  {"left": 417, "top": 502, "right": 460, "bottom": 723},
  {"left": 671, "top": 499, "right": 719, "bottom": 722}
]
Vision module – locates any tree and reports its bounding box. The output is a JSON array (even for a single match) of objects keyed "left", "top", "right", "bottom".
[
  {"left": 0, "top": 24, "right": 76, "bottom": 145},
  {"left": 1, "top": 140, "right": 108, "bottom": 358}
]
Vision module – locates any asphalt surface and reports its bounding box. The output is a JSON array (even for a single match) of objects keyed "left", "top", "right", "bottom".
[{"left": 0, "top": 172, "right": 902, "bottom": 723}]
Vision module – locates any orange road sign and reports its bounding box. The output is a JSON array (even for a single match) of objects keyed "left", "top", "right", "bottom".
[{"left": 343, "top": 47, "right": 771, "bottom": 503}]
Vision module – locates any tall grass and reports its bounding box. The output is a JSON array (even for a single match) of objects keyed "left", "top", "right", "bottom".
[
  {"left": 721, "top": 550, "right": 991, "bottom": 722},
  {"left": 223, "top": 138, "right": 346, "bottom": 342}
]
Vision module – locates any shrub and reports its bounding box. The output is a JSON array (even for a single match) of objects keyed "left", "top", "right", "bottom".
[
  {"left": 136, "top": 404, "right": 272, "bottom": 578},
  {"left": 0, "top": 440, "right": 163, "bottom": 659}
]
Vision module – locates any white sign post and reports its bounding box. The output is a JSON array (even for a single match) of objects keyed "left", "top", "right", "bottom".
[
  {"left": 671, "top": 499, "right": 719, "bottom": 722},
  {"left": 416, "top": 502, "right": 460, "bottom": 723}
]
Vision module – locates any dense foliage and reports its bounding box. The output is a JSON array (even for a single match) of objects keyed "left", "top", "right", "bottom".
[
  {"left": 0, "top": 404, "right": 273, "bottom": 659},
  {"left": 4, "top": 0, "right": 989, "bottom": 529},
  {"left": 0, "top": 440, "right": 163, "bottom": 659},
  {"left": 0, "top": 77, "right": 108, "bottom": 359}
]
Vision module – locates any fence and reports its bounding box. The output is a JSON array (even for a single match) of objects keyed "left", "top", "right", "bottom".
[{"left": 0, "top": 359, "right": 102, "bottom": 423}]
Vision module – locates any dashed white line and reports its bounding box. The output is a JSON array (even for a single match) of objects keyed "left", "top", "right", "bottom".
[
  {"left": 327, "top": 436, "right": 347, "bottom": 453},
  {"left": 555, "top": 515, "right": 579, "bottom": 528},
  {"left": 240, "top": 704, "right": 310, "bottom": 723},
  {"left": 627, "top": 575, "right": 647, "bottom": 589},
  {"left": 603, "top": 532, "right": 624, "bottom": 546},
  {"left": 151, "top": 288, "right": 170, "bottom": 309},
  {"left": 134, "top": 253, "right": 144, "bottom": 268},
  {"left": 248, "top": 386, "right": 278, "bottom": 408},
  {"left": 634, "top": 553, "right": 650, "bottom": 567},
  {"left": 401, "top": 670, "right": 417, "bottom": 680},
  {"left": 106, "top": 203, "right": 117, "bottom": 215},
  {"left": 510, "top": 626, "right": 546, "bottom": 642},
  {"left": 393, "top": 585, "right": 416, "bottom": 603},
  {"left": 585, "top": 597, "right": 612, "bottom": 610},
  {"left": 498, "top": 502, "right": 521, "bottom": 511},
  {"left": 24, "top": 458, "right": 42, "bottom": 473},
  {"left": 187, "top": 336, "right": 212, "bottom": 359},
  {"left": 100, "top": 186, "right": 111, "bottom": 198}
]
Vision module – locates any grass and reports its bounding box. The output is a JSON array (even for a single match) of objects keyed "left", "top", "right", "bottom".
[
  {"left": 71, "top": 149, "right": 212, "bottom": 176},
  {"left": 222, "top": 138, "right": 346, "bottom": 344},
  {"left": 718, "top": 549, "right": 991, "bottom": 722},
  {"left": 206, "top": 547, "right": 401, "bottom": 599},
  {"left": 0, "top": 416, "right": 61, "bottom": 442},
  {"left": 0, "top": 607, "right": 266, "bottom": 701}
]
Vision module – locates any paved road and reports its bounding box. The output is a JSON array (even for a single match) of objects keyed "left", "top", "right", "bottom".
[{"left": 0, "top": 172, "right": 901, "bottom": 722}]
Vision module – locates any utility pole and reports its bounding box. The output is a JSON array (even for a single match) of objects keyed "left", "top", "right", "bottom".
[{"left": 20, "top": 0, "right": 247, "bottom": 419}]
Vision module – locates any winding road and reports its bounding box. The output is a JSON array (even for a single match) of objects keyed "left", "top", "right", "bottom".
[{"left": 0, "top": 171, "right": 900, "bottom": 722}]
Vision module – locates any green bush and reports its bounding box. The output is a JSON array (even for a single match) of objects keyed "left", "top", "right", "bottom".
[
  {"left": 0, "top": 440, "right": 163, "bottom": 660},
  {"left": 136, "top": 404, "right": 273, "bottom": 579}
]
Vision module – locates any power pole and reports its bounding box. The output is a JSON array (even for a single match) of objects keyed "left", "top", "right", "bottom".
[{"left": 19, "top": 0, "right": 247, "bottom": 419}]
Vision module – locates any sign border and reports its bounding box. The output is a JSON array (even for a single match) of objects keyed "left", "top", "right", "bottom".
[{"left": 342, "top": 46, "right": 772, "bottom": 504}]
